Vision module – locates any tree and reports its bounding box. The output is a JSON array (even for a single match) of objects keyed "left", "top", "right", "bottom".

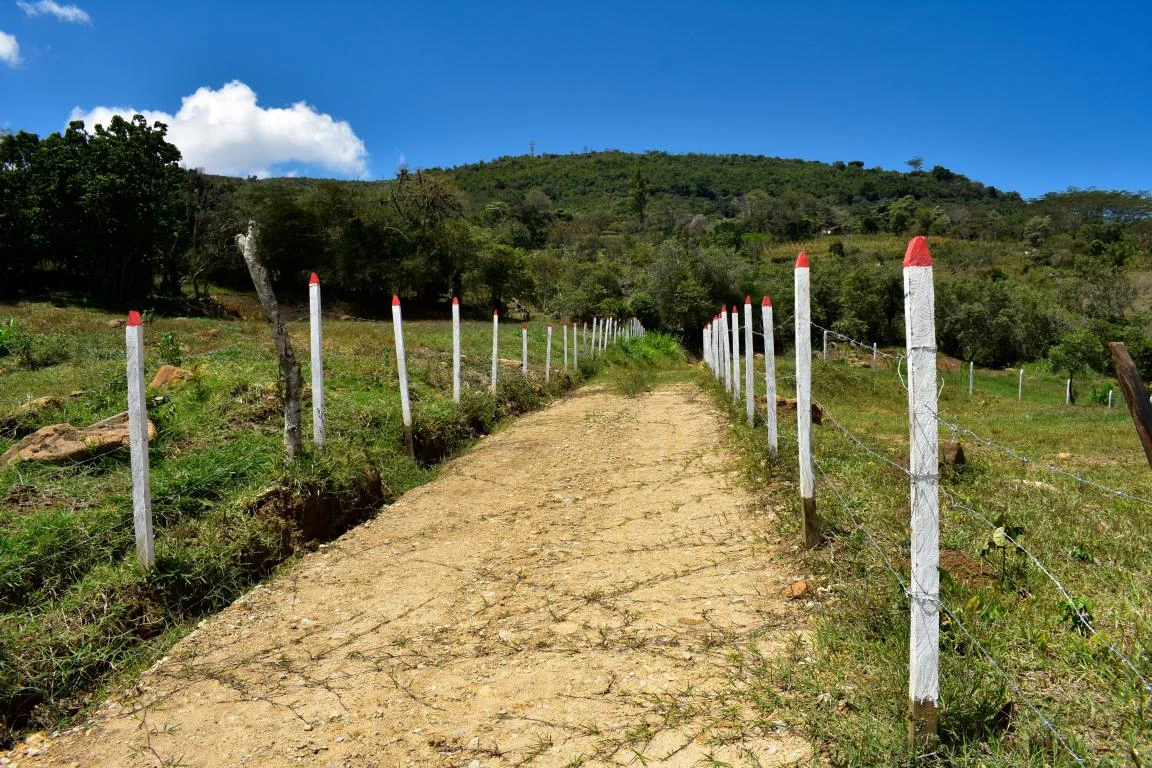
[
  {"left": 1048, "top": 328, "right": 1104, "bottom": 387},
  {"left": 628, "top": 165, "right": 648, "bottom": 224},
  {"left": 906, "top": 156, "right": 924, "bottom": 172}
]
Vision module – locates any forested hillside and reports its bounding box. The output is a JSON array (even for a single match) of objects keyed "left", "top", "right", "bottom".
[{"left": 2, "top": 119, "right": 1151, "bottom": 373}]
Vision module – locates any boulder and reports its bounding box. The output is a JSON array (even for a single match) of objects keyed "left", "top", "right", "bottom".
[
  {"left": 149, "top": 364, "right": 194, "bottom": 389},
  {"left": 0, "top": 411, "right": 155, "bottom": 466}
]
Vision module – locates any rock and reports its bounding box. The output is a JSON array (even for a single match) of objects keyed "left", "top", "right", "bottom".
[
  {"left": 773, "top": 396, "right": 823, "bottom": 425},
  {"left": 149, "top": 364, "right": 194, "bottom": 389},
  {"left": 898, "top": 440, "right": 965, "bottom": 472},
  {"left": 0, "top": 411, "right": 155, "bottom": 467},
  {"left": 0, "top": 396, "right": 64, "bottom": 437},
  {"left": 787, "top": 580, "right": 811, "bottom": 599},
  {"left": 106, "top": 319, "right": 125, "bottom": 328}
]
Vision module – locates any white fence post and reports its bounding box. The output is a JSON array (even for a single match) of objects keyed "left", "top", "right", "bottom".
[
  {"left": 1109, "top": 388, "right": 1114, "bottom": 408},
  {"left": 308, "top": 273, "right": 326, "bottom": 450},
  {"left": 573, "top": 322, "right": 579, "bottom": 368},
  {"left": 1066, "top": 378, "right": 1072, "bottom": 406},
  {"left": 125, "top": 311, "right": 154, "bottom": 570},
  {"left": 903, "top": 236, "right": 940, "bottom": 748},
  {"left": 563, "top": 322, "right": 569, "bottom": 370},
  {"left": 823, "top": 328, "right": 829, "bottom": 361},
  {"left": 744, "top": 296, "right": 754, "bottom": 425},
  {"left": 452, "top": 296, "right": 461, "bottom": 403},
  {"left": 720, "top": 307, "right": 731, "bottom": 393},
  {"left": 491, "top": 309, "right": 499, "bottom": 393},
  {"left": 794, "top": 252, "right": 819, "bottom": 549},
  {"left": 762, "top": 296, "right": 778, "bottom": 460},
  {"left": 730, "top": 305, "right": 741, "bottom": 403},
  {"left": 872, "top": 342, "right": 878, "bottom": 373},
  {"left": 522, "top": 323, "right": 529, "bottom": 378},
  {"left": 546, "top": 324, "right": 552, "bottom": 382},
  {"left": 1018, "top": 367, "right": 1024, "bottom": 402},
  {"left": 392, "top": 296, "right": 414, "bottom": 459},
  {"left": 968, "top": 361, "right": 974, "bottom": 397},
  {"left": 703, "top": 323, "right": 711, "bottom": 372}
]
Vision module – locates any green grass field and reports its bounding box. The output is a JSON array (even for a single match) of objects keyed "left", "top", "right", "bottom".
[
  {"left": 0, "top": 299, "right": 627, "bottom": 745},
  {"left": 708, "top": 337, "right": 1152, "bottom": 766}
]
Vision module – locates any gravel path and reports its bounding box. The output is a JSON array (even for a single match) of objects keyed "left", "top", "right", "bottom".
[{"left": 10, "top": 384, "right": 808, "bottom": 767}]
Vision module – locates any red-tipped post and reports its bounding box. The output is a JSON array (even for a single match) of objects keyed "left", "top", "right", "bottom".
[
  {"left": 127, "top": 310, "right": 142, "bottom": 327},
  {"left": 309, "top": 272, "right": 320, "bottom": 285},
  {"left": 762, "top": 295, "right": 772, "bottom": 307},
  {"left": 904, "top": 235, "right": 932, "bottom": 267},
  {"left": 795, "top": 251, "right": 809, "bottom": 268}
]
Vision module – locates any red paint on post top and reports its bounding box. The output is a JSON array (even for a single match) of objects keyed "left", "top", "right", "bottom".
[
  {"left": 795, "top": 251, "right": 809, "bottom": 268},
  {"left": 126, "top": 310, "right": 142, "bottom": 327},
  {"left": 452, "top": 296, "right": 459, "bottom": 305},
  {"left": 309, "top": 272, "right": 320, "bottom": 285},
  {"left": 762, "top": 295, "right": 772, "bottom": 307},
  {"left": 493, "top": 308, "right": 499, "bottom": 316},
  {"left": 903, "top": 235, "right": 932, "bottom": 267},
  {"left": 522, "top": 323, "right": 527, "bottom": 330},
  {"left": 745, "top": 295, "right": 751, "bottom": 304},
  {"left": 392, "top": 295, "right": 400, "bottom": 306}
]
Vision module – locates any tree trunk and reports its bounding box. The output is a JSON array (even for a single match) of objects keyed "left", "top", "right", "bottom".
[{"left": 236, "top": 220, "right": 303, "bottom": 459}]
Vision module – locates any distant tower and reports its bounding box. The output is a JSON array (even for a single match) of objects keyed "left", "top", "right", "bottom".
[{"left": 529, "top": 140, "right": 535, "bottom": 158}]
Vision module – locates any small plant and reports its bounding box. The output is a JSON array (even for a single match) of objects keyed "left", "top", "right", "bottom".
[
  {"left": 978, "top": 514, "right": 1027, "bottom": 588},
  {"left": 1060, "top": 596, "right": 1095, "bottom": 636},
  {"left": 0, "top": 318, "right": 16, "bottom": 357},
  {"left": 158, "top": 331, "right": 183, "bottom": 366}
]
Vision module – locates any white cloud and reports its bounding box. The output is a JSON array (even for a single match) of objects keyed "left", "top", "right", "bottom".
[
  {"left": 17, "top": 1, "right": 91, "bottom": 23},
  {"left": 69, "top": 80, "right": 369, "bottom": 178},
  {"left": 0, "top": 30, "right": 19, "bottom": 66}
]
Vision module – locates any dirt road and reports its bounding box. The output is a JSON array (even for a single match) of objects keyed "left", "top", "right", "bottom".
[{"left": 11, "top": 384, "right": 808, "bottom": 767}]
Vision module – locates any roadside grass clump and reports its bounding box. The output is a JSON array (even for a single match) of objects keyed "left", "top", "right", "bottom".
[
  {"left": 601, "top": 332, "right": 687, "bottom": 397},
  {"left": 0, "top": 302, "right": 616, "bottom": 746},
  {"left": 699, "top": 347, "right": 1152, "bottom": 765}
]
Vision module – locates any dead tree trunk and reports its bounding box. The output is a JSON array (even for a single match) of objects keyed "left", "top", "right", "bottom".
[
  {"left": 1109, "top": 342, "right": 1152, "bottom": 473},
  {"left": 236, "top": 221, "right": 303, "bottom": 460}
]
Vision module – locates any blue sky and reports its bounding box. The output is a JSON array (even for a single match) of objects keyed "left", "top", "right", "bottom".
[{"left": 1, "top": 0, "right": 1149, "bottom": 198}]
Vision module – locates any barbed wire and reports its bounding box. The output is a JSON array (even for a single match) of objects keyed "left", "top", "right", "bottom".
[
  {"left": 814, "top": 455, "right": 1089, "bottom": 766},
  {"left": 813, "top": 395, "right": 1152, "bottom": 699},
  {"left": 809, "top": 321, "right": 904, "bottom": 360},
  {"left": 941, "top": 488, "right": 1152, "bottom": 695},
  {"left": 929, "top": 408, "right": 1152, "bottom": 507}
]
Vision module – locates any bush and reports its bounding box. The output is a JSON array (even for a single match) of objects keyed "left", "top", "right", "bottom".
[
  {"left": 496, "top": 374, "right": 543, "bottom": 417},
  {"left": 0, "top": 324, "right": 71, "bottom": 370},
  {"left": 458, "top": 388, "right": 498, "bottom": 435},
  {"left": 411, "top": 399, "right": 472, "bottom": 466}
]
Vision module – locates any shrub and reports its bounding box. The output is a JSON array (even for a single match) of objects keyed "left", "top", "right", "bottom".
[
  {"left": 496, "top": 374, "right": 542, "bottom": 417},
  {"left": 411, "top": 399, "right": 472, "bottom": 466},
  {"left": 458, "top": 388, "right": 498, "bottom": 435}
]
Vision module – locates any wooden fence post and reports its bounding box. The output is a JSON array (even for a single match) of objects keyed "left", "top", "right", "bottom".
[
  {"left": 794, "top": 252, "right": 819, "bottom": 549},
  {"left": 762, "top": 296, "right": 778, "bottom": 460},
  {"left": 1109, "top": 342, "right": 1152, "bottom": 472},
  {"left": 731, "top": 305, "right": 741, "bottom": 403},
  {"left": 452, "top": 297, "right": 461, "bottom": 403},
  {"left": 491, "top": 309, "right": 499, "bottom": 393},
  {"left": 392, "top": 296, "right": 414, "bottom": 459},
  {"left": 903, "top": 236, "right": 940, "bottom": 749},
  {"left": 125, "top": 311, "right": 154, "bottom": 570},
  {"left": 522, "top": 323, "right": 529, "bottom": 378},
  {"left": 744, "top": 296, "right": 754, "bottom": 425},
  {"left": 308, "top": 273, "right": 326, "bottom": 450},
  {"left": 236, "top": 220, "right": 303, "bottom": 459}
]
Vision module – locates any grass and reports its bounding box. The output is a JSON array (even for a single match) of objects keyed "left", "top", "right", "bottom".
[
  {"left": 0, "top": 298, "right": 629, "bottom": 745},
  {"left": 703, "top": 338, "right": 1152, "bottom": 765}
]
